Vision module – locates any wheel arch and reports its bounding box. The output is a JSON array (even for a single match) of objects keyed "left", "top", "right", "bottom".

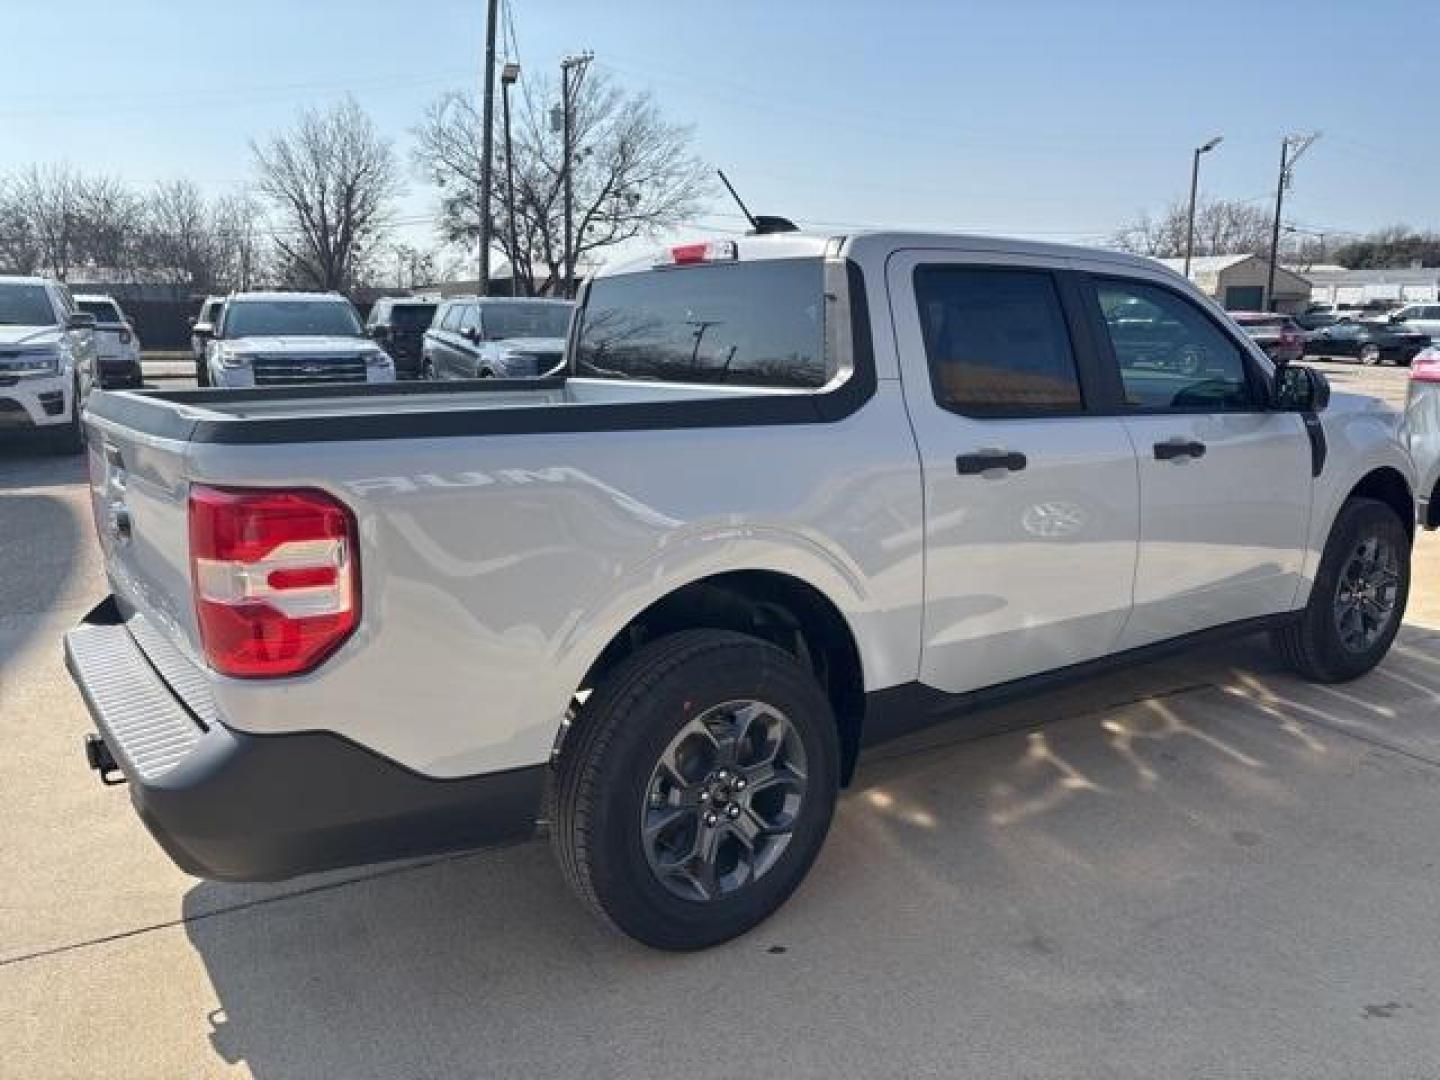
[
  {"left": 1347, "top": 466, "right": 1415, "bottom": 541},
  {"left": 573, "top": 569, "right": 868, "bottom": 784}
]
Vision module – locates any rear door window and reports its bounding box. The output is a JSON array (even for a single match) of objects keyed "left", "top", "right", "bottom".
[
  {"left": 576, "top": 258, "right": 828, "bottom": 387},
  {"left": 912, "top": 266, "right": 1083, "bottom": 416}
]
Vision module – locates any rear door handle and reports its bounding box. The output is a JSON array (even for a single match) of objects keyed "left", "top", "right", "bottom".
[
  {"left": 956, "top": 450, "right": 1028, "bottom": 475},
  {"left": 1153, "top": 439, "right": 1207, "bottom": 461}
]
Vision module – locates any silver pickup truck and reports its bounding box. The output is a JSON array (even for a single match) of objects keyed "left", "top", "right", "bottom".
[{"left": 66, "top": 232, "right": 1417, "bottom": 950}]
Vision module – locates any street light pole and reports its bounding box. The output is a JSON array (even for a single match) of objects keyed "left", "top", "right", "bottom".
[
  {"left": 501, "top": 62, "right": 520, "bottom": 297},
  {"left": 1183, "top": 135, "right": 1222, "bottom": 279},
  {"left": 559, "top": 51, "right": 593, "bottom": 299},
  {"left": 477, "top": 0, "right": 499, "bottom": 295}
]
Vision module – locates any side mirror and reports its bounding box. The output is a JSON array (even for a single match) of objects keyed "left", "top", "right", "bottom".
[
  {"left": 66, "top": 311, "right": 97, "bottom": 331},
  {"left": 1274, "top": 363, "right": 1330, "bottom": 413},
  {"left": 462, "top": 326, "right": 480, "bottom": 343}
]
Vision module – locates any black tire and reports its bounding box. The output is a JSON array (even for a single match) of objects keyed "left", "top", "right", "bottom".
[
  {"left": 45, "top": 379, "right": 84, "bottom": 455},
  {"left": 195, "top": 359, "right": 210, "bottom": 387},
  {"left": 1271, "top": 497, "right": 1410, "bottom": 682},
  {"left": 552, "top": 629, "right": 840, "bottom": 951}
]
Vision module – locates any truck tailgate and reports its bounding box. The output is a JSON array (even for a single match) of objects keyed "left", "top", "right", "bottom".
[{"left": 83, "top": 408, "right": 204, "bottom": 664}]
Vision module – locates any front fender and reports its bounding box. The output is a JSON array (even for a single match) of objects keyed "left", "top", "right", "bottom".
[{"left": 1299, "top": 393, "right": 1417, "bottom": 595}]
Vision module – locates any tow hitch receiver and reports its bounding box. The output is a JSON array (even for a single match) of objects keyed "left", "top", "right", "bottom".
[{"left": 84, "top": 733, "right": 126, "bottom": 786}]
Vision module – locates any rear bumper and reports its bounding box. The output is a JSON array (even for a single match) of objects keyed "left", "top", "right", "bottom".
[{"left": 64, "top": 597, "right": 543, "bottom": 881}]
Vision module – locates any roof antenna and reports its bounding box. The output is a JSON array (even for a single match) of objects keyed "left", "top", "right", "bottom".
[
  {"left": 716, "top": 169, "right": 758, "bottom": 231},
  {"left": 716, "top": 169, "right": 798, "bottom": 235}
]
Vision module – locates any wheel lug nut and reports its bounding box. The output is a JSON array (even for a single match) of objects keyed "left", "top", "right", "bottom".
[
  {"left": 699, "top": 791, "right": 709, "bottom": 802},
  {"left": 727, "top": 804, "right": 741, "bottom": 819},
  {"left": 705, "top": 812, "right": 718, "bottom": 827},
  {"left": 717, "top": 769, "right": 729, "bottom": 780},
  {"left": 735, "top": 777, "right": 746, "bottom": 790}
]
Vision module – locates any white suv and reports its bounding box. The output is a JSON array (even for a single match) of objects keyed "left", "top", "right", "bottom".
[
  {"left": 0, "top": 276, "right": 98, "bottom": 453},
  {"left": 1390, "top": 302, "right": 1440, "bottom": 343},
  {"left": 75, "top": 293, "right": 143, "bottom": 389},
  {"left": 206, "top": 292, "right": 394, "bottom": 388}
]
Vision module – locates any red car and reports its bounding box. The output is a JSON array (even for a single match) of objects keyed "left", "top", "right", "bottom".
[{"left": 1231, "top": 311, "right": 1306, "bottom": 365}]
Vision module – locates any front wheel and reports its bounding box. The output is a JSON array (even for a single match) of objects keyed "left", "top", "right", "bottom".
[
  {"left": 1271, "top": 497, "right": 1410, "bottom": 682},
  {"left": 551, "top": 630, "right": 840, "bottom": 950},
  {"left": 46, "top": 380, "right": 84, "bottom": 455}
]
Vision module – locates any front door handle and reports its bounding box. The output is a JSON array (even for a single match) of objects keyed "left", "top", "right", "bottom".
[
  {"left": 956, "top": 450, "right": 1028, "bottom": 475},
  {"left": 1153, "top": 439, "right": 1207, "bottom": 461}
]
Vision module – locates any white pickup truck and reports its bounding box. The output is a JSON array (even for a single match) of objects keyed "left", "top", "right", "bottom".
[{"left": 66, "top": 232, "right": 1417, "bottom": 950}]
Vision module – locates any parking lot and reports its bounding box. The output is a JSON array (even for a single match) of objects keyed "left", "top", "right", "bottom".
[{"left": 3, "top": 359, "right": 1439, "bottom": 1078}]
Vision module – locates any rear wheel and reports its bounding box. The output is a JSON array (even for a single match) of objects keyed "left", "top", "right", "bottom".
[
  {"left": 1271, "top": 497, "right": 1409, "bottom": 682},
  {"left": 1359, "top": 343, "right": 1382, "bottom": 366},
  {"left": 552, "top": 630, "right": 840, "bottom": 950},
  {"left": 195, "top": 358, "right": 210, "bottom": 387}
]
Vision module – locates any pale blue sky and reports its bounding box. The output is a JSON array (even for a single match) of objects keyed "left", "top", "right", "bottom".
[{"left": 2, "top": 0, "right": 1433, "bottom": 253}]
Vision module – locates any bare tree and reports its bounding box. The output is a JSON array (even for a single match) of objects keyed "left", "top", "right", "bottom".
[
  {"left": 1113, "top": 196, "right": 1274, "bottom": 260},
  {"left": 7, "top": 164, "right": 88, "bottom": 278},
  {"left": 413, "top": 70, "right": 710, "bottom": 295},
  {"left": 1334, "top": 225, "right": 1440, "bottom": 269},
  {"left": 0, "top": 176, "right": 42, "bottom": 275},
  {"left": 251, "top": 96, "right": 401, "bottom": 292},
  {"left": 211, "top": 190, "right": 265, "bottom": 290},
  {"left": 144, "top": 178, "right": 219, "bottom": 289}
]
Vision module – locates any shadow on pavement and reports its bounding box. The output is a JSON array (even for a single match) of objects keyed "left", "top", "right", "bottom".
[
  {"left": 0, "top": 439, "right": 87, "bottom": 493},
  {"left": 180, "top": 629, "right": 1440, "bottom": 1079},
  {"left": 0, "top": 486, "right": 83, "bottom": 679}
]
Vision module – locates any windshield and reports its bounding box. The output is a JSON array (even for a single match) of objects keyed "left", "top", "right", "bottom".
[
  {"left": 0, "top": 284, "right": 58, "bottom": 327},
  {"left": 223, "top": 299, "right": 362, "bottom": 338},
  {"left": 389, "top": 303, "right": 437, "bottom": 329},
  {"left": 79, "top": 299, "right": 123, "bottom": 323},
  {"left": 483, "top": 302, "right": 572, "bottom": 340},
  {"left": 576, "top": 259, "right": 827, "bottom": 387}
]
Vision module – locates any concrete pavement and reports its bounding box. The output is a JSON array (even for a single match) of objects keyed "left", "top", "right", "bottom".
[{"left": 3, "top": 362, "right": 1440, "bottom": 1078}]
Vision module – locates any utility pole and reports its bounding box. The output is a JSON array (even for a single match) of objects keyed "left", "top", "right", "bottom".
[
  {"left": 501, "top": 62, "right": 521, "bottom": 297},
  {"left": 1183, "top": 136, "right": 1223, "bottom": 278},
  {"left": 477, "top": 0, "right": 499, "bottom": 295},
  {"left": 1264, "top": 131, "right": 1320, "bottom": 311},
  {"left": 559, "top": 51, "right": 593, "bottom": 299}
]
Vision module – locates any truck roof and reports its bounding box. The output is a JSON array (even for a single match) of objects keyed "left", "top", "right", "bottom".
[
  {"left": 594, "top": 230, "right": 1174, "bottom": 281},
  {"left": 0, "top": 274, "right": 53, "bottom": 286}
]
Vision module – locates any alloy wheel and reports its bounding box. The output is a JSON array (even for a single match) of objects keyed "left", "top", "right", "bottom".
[
  {"left": 640, "top": 700, "right": 808, "bottom": 903},
  {"left": 1333, "top": 532, "right": 1401, "bottom": 652},
  {"left": 1359, "top": 344, "right": 1382, "bottom": 365}
]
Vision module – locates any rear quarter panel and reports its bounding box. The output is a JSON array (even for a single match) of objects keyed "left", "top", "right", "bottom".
[{"left": 187, "top": 384, "right": 924, "bottom": 777}]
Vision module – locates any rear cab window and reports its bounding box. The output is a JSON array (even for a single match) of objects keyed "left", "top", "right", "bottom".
[{"left": 576, "top": 258, "right": 829, "bottom": 388}]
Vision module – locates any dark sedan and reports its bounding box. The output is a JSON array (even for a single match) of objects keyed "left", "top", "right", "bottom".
[{"left": 1305, "top": 321, "right": 1432, "bottom": 366}]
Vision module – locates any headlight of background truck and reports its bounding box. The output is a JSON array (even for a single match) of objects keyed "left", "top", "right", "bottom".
[{"left": 0, "top": 349, "right": 61, "bottom": 377}]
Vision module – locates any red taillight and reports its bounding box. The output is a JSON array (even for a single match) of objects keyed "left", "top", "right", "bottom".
[{"left": 188, "top": 485, "right": 359, "bottom": 678}]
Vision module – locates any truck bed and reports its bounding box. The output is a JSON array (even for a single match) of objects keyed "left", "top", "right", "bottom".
[{"left": 85, "top": 375, "right": 834, "bottom": 445}]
